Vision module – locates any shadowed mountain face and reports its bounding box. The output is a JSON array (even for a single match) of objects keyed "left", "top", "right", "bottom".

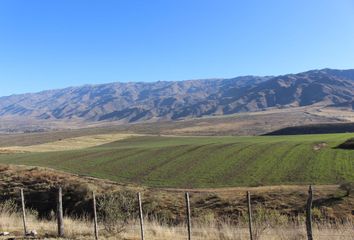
[{"left": 0, "top": 69, "right": 353, "bottom": 123}]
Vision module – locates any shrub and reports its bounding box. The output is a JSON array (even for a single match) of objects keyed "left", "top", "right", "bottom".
[
  {"left": 0, "top": 200, "right": 18, "bottom": 215},
  {"left": 97, "top": 190, "right": 137, "bottom": 234},
  {"left": 337, "top": 138, "right": 354, "bottom": 149},
  {"left": 339, "top": 182, "right": 354, "bottom": 197}
]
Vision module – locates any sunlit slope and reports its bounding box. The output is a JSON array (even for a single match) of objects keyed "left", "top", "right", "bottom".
[{"left": 0, "top": 134, "right": 353, "bottom": 188}]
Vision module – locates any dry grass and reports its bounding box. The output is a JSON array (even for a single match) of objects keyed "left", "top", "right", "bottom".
[
  {"left": 0, "top": 133, "right": 140, "bottom": 152},
  {"left": 0, "top": 212, "right": 93, "bottom": 239},
  {"left": 0, "top": 105, "right": 349, "bottom": 139},
  {"left": 164, "top": 106, "right": 347, "bottom": 136},
  {"left": 168, "top": 122, "right": 251, "bottom": 134},
  {"left": 124, "top": 221, "right": 354, "bottom": 240},
  {"left": 0, "top": 211, "right": 353, "bottom": 240},
  {"left": 314, "top": 107, "right": 354, "bottom": 122}
]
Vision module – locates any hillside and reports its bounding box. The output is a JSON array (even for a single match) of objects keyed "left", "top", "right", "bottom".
[
  {"left": 265, "top": 122, "right": 354, "bottom": 135},
  {"left": 0, "top": 133, "right": 353, "bottom": 188},
  {"left": 0, "top": 68, "right": 353, "bottom": 127},
  {"left": 1, "top": 165, "right": 353, "bottom": 240}
]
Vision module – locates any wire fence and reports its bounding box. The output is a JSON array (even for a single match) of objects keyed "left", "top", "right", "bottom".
[{"left": 1, "top": 185, "right": 353, "bottom": 240}]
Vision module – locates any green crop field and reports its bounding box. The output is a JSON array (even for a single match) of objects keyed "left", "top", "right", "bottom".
[{"left": 0, "top": 133, "right": 353, "bottom": 188}]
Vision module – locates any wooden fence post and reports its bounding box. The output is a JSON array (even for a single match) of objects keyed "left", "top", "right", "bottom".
[
  {"left": 247, "top": 191, "right": 253, "bottom": 240},
  {"left": 20, "top": 188, "right": 27, "bottom": 236},
  {"left": 185, "top": 192, "right": 192, "bottom": 240},
  {"left": 57, "top": 187, "right": 64, "bottom": 237},
  {"left": 92, "top": 192, "right": 99, "bottom": 240},
  {"left": 306, "top": 185, "right": 313, "bottom": 240},
  {"left": 137, "top": 192, "right": 145, "bottom": 240}
]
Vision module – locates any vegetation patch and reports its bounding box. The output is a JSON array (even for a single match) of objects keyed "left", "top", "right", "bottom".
[{"left": 337, "top": 138, "right": 354, "bottom": 149}]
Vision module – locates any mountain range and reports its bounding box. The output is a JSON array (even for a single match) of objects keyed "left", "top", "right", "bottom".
[{"left": 0, "top": 68, "right": 353, "bottom": 124}]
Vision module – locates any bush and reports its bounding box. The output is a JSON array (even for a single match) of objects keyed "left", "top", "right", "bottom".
[
  {"left": 337, "top": 138, "right": 354, "bottom": 149},
  {"left": 339, "top": 182, "right": 354, "bottom": 197},
  {"left": 97, "top": 190, "right": 137, "bottom": 234},
  {"left": 0, "top": 199, "right": 18, "bottom": 215}
]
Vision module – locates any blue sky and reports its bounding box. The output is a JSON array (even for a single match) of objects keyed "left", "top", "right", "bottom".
[{"left": 0, "top": 0, "right": 354, "bottom": 96}]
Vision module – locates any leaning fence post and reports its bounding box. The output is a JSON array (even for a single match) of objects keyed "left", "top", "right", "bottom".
[
  {"left": 306, "top": 185, "right": 313, "bottom": 240},
  {"left": 20, "top": 188, "right": 27, "bottom": 236},
  {"left": 185, "top": 192, "right": 192, "bottom": 240},
  {"left": 247, "top": 191, "right": 253, "bottom": 240},
  {"left": 137, "top": 192, "right": 145, "bottom": 240},
  {"left": 92, "top": 192, "right": 99, "bottom": 240},
  {"left": 57, "top": 187, "right": 64, "bottom": 237}
]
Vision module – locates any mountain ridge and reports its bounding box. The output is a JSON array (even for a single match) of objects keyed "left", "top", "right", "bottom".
[{"left": 0, "top": 68, "right": 353, "bottom": 124}]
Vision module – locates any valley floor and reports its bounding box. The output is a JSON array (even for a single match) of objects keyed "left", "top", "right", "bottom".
[
  {"left": 0, "top": 130, "right": 353, "bottom": 239},
  {"left": 0, "top": 133, "right": 353, "bottom": 188}
]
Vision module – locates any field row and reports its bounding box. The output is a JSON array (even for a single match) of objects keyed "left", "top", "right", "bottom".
[{"left": 0, "top": 134, "right": 353, "bottom": 188}]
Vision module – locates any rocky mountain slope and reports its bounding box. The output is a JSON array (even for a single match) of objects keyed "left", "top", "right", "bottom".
[{"left": 0, "top": 68, "right": 353, "bottom": 123}]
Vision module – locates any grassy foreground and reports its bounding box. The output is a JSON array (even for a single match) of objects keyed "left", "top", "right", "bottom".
[
  {"left": 1, "top": 210, "right": 353, "bottom": 240},
  {"left": 0, "top": 133, "right": 353, "bottom": 188}
]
